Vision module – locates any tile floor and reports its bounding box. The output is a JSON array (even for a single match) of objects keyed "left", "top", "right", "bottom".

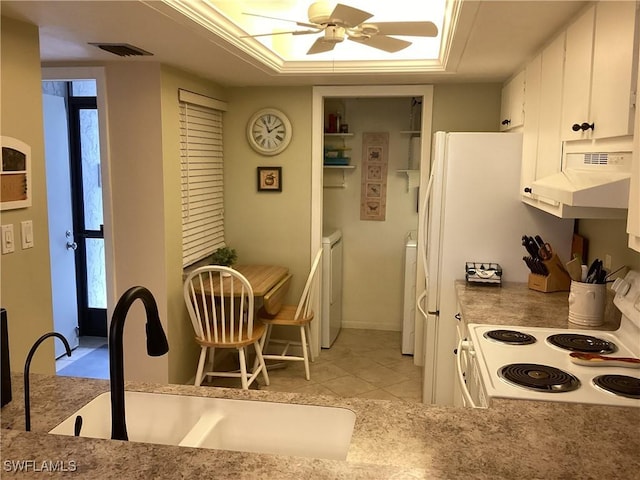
[
  {"left": 55, "top": 336, "right": 107, "bottom": 373},
  {"left": 56, "top": 329, "right": 424, "bottom": 403},
  {"left": 208, "top": 328, "right": 424, "bottom": 403}
]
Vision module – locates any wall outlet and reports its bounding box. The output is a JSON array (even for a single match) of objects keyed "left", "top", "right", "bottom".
[
  {"left": 604, "top": 254, "right": 612, "bottom": 270},
  {"left": 1, "top": 225, "right": 15, "bottom": 254}
]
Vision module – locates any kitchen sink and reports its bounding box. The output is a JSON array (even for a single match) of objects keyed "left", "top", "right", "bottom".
[{"left": 49, "top": 391, "right": 356, "bottom": 460}]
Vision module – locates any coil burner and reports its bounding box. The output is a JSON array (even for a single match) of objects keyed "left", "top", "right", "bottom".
[
  {"left": 484, "top": 330, "right": 536, "bottom": 345},
  {"left": 593, "top": 375, "right": 640, "bottom": 400},
  {"left": 546, "top": 333, "right": 617, "bottom": 354},
  {"left": 499, "top": 363, "right": 581, "bottom": 393}
]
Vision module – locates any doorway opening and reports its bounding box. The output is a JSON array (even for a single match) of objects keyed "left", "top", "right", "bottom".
[
  {"left": 311, "top": 86, "right": 433, "bottom": 372},
  {"left": 43, "top": 77, "right": 109, "bottom": 380}
]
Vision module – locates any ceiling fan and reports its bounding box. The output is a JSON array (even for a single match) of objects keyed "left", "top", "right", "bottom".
[{"left": 241, "top": 1, "right": 438, "bottom": 55}]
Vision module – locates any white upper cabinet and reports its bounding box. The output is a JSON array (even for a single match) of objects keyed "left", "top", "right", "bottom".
[
  {"left": 561, "top": 2, "right": 637, "bottom": 141},
  {"left": 499, "top": 70, "right": 525, "bottom": 131},
  {"left": 561, "top": 5, "right": 595, "bottom": 141},
  {"left": 521, "top": 54, "right": 542, "bottom": 201},
  {"left": 536, "top": 32, "right": 566, "bottom": 182}
]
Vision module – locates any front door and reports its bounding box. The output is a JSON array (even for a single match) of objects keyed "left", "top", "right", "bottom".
[
  {"left": 44, "top": 93, "right": 80, "bottom": 357},
  {"left": 43, "top": 80, "right": 107, "bottom": 349},
  {"left": 68, "top": 89, "right": 107, "bottom": 337}
]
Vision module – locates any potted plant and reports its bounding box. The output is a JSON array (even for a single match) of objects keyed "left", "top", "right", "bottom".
[{"left": 209, "top": 246, "right": 237, "bottom": 268}]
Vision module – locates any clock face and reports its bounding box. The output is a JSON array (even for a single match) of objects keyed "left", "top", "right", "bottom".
[{"left": 247, "top": 108, "right": 292, "bottom": 156}]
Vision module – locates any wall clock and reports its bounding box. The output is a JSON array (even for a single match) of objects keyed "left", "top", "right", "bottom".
[{"left": 247, "top": 108, "right": 292, "bottom": 156}]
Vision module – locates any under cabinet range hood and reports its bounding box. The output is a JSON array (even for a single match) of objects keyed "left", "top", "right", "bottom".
[{"left": 531, "top": 152, "right": 632, "bottom": 209}]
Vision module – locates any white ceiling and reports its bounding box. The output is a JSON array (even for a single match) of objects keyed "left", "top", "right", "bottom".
[{"left": 1, "top": 0, "right": 587, "bottom": 87}]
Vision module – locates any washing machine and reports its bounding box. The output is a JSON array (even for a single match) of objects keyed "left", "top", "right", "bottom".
[
  {"left": 402, "top": 237, "right": 417, "bottom": 355},
  {"left": 321, "top": 229, "right": 343, "bottom": 348}
]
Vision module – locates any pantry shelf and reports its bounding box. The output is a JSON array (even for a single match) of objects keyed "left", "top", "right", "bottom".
[{"left": 323, "top": 165, "right": 356, "bottom": 188}]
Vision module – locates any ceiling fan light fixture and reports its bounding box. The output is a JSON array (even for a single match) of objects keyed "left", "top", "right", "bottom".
[
  {"left": 324, "top": 25, "right": 346, "bottom": 42},
  {"left": 308, "top": 1, "right": 333, "bottom": 25}
]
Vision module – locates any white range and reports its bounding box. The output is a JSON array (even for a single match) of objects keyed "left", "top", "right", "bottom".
[{"left": 459, "top": 270, "right": 640, "bottom": 408}]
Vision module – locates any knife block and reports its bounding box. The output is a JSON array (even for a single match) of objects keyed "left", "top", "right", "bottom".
[{"left": 528, "top": 254, "right": 571, "bottom": 293}]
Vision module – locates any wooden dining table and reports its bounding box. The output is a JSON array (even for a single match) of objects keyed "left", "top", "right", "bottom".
[{"left": 197, "top": 264, "right": 289, "bottom": 297}]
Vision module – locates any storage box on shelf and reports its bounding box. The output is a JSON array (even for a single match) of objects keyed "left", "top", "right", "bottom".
[{"left": 323, "top": 132, "right": 355, "bottom": 188}]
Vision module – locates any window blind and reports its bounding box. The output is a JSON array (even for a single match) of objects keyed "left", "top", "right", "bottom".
[{"left": 179, "top": 97, "right": 226, "bottom": 267}]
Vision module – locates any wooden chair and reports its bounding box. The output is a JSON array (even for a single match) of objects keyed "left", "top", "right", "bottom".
[
  {"left": 257, "top": 249, "right": 323, "bottom": 380},
  {"left": 183, "top": 266, "right": 269, "bottom": 389}
]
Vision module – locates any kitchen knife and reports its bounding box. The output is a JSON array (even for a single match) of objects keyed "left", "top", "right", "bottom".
[
  {"left": 522, "top": 236, "right": 540, "bottom": 259},
  {"left": 569, "top": 352, "right": 640, "bottom": 369}
]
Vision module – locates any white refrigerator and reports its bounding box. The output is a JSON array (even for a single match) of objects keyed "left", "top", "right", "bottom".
[{"left": 419, "top": 132, "right": 573, "bottom": 406}]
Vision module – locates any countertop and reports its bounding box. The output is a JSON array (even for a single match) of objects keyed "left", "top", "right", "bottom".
[
  {"left": 2, "top": 282, "right": 638, "bottom": 479},
  {"left": 455, "top": 280, "right": 622, "bottom": 330}
]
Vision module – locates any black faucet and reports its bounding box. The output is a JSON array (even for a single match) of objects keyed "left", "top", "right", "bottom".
[
  {"left": 109, "top": 286, "right": 169, "bottom": 441},
  {"left": 24, "top": 332, "right": 71, "bottom": 431}
]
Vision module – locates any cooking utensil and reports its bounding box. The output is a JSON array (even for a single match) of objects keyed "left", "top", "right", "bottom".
[
  {"left": 586, "top": 259, "right": 603, "bottom": 283},
  {"left": 569, "top": 352, "right": 640, "bottom": 369},
  {"left": 565, "top": 257, "right": 582, "bottom": 282}
]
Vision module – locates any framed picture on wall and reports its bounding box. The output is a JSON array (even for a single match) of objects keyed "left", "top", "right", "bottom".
[
  {"left": 1, "top": 136, "right": 32, "bottom": 210},
  {"left": 257, "top": 166, "right": 282, "bottom": 192}
]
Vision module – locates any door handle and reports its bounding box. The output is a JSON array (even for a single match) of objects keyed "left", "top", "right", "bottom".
[{"left": 65, "top": 230, "right": 77, "bottom": 250}]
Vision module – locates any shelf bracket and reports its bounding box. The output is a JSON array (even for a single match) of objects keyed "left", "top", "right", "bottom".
[{"left": 396, "top": 170, "right": 420, "bottom": 192}]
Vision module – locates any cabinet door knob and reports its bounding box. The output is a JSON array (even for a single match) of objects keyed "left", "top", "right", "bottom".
[
  {"left": 524, "top": 187, "right": 532, "bottom": 193},
  {"left": 501, "top": 119, "right": 511, "bottom": 126},
  {"left": 572, "top": 122, "right": 595, "bottom": 131}
]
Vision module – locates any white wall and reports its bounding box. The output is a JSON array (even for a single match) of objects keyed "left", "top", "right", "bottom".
[{"left": 323, "top": 97, "right": 420, "bottom": 331}]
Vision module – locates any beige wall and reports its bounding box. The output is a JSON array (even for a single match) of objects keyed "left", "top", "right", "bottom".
[
  {"left": 432, "top": 83, "right": 502, "bottom": 132},
  {"left": 104, "top": 62, "right": 169, "bottom": 383},
  {"left": 223, "top": 87, "right": 314, "bottom": 304},
  {"left": 0, "top": 17, "right": 55, "bottom": 374},
  {"left": 578, "top": 219, "right": 640, "bottom": 272}
]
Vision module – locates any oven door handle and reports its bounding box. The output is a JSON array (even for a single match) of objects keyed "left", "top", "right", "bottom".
[{"left": 455, "top": 339, "right": 478, "bottom": 408}]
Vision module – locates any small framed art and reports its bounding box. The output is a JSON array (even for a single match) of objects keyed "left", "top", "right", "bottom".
[{"left": 257, "top": 166, "right": 282, "bottom": 192}]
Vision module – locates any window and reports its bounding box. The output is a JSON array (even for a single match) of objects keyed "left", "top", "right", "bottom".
[{"left": 179, "top": 89, "right": 228, "bottom": 266}]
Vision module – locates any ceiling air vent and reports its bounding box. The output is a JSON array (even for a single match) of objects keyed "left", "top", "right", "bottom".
[{"left": 89, "top": 43, "right": 153, "bottom": 57}]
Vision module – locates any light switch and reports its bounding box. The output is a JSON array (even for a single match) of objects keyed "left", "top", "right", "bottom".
[
  {"left": 2, "top": 225, "right": 15, "bottom": 254},
  {"left": 21, "top": 220, "right": 34, "bottom": 249}
]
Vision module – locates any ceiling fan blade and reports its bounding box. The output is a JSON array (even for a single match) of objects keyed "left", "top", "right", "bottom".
[
  {"left": 329, "top": 3, "right": 373, "bottom": 27},
  {"left": 348, "top": 35, "right": 412, "bottom": 53},
  {"left": 243, "top": 12, "right": 319, "bottom": 29},
  {"left": 372, "top": 21, "right": 439, "bottom": 37},
  {"left": 240, "top": 29, "right": 320, "bottom": 39},
  {"left": 307, "top": 38, "right": 337, "bottom": 55}
]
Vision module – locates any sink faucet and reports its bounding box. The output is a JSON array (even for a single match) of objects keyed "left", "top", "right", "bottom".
[
  {"left": 109, "top": 286, "right": 169, "bottom": 441},
  {"left": 24, "top": 332, "right": 71, "bottom": 431}
]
